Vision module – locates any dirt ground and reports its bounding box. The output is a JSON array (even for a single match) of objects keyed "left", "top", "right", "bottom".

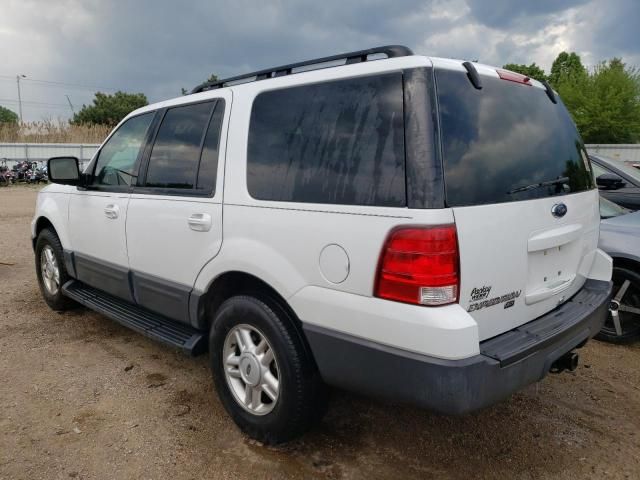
[{"left": 1, "top": 185, "right": 639, "bottom": 480}]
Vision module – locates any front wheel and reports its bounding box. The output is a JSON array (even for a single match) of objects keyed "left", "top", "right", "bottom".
[
  {"left": 209, "top": 295, "right": 327, "bottom": 444},
  {"left": 35, "top": 228, "right": 75, "bottom": 311},
  {"left": 596, "top": 266, "right": 640, "bottom": 344}
]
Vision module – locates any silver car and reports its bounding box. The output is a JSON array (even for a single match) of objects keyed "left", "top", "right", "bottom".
[{"left": 598, "top": 197, "right": 640, "bottom": 343}]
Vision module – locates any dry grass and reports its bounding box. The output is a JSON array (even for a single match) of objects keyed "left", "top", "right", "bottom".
[{"left": 0, "top": 120, "right": 110, "bottom": 144}]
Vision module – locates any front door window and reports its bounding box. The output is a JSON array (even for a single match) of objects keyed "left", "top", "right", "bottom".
[{"left": 92, "top": 112, "right": 154, "bottom": 186}]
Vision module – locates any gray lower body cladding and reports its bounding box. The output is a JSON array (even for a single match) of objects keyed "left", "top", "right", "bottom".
[{"left": 303, "top": 279, "right": 612, "bottom": 414}]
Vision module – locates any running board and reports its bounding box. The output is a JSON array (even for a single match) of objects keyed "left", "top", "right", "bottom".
[{"left": 62, "top": 280, "right": 207, "bottom": 356}]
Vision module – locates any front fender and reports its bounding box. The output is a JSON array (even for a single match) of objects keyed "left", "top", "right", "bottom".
[{"left": 33, "top": 189, "right": 71, "bottom": 250}]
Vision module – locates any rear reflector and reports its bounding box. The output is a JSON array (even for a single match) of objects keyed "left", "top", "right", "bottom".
[
  {"left": 496, "top": 69, "right": 532, "bottom": 85},
  {"left": 375, "top": 225, "right": 459, "bottom": 306}
]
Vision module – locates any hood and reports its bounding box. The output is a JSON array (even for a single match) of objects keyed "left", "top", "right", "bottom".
[{"left": 601, "top": 211, "right": 640, "bottom": 232}]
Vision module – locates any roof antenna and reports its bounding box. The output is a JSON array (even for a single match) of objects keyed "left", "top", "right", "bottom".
[{"left": 462, "top": 61, "right": 482, "bottom": 90}]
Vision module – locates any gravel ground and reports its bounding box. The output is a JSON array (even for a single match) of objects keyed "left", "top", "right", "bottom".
[{"left": 1, "top": 186, "right": 639, "bottom": 480}]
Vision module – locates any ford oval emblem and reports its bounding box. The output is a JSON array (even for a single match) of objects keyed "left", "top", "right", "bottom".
[{"left": 551, "top": 203, "right": 567, "bottom": 218}]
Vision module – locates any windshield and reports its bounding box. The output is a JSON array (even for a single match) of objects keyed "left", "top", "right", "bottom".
[
  {"left": 436, "top": 69, "right": 594, "bottom": 207},
  {"left": 600, "top": 196, "right": 630, "bottom": 219}
]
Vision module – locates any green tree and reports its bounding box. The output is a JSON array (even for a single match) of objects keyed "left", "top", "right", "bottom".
[
  {"left": 549, "top": 51, "right": 587, "bottom": 86},
  {"left": 182, "top": 73, "right": 219, "bottom": 95},
  {"left": 503, "top": 52, "right": 640, "bottom": 143},
  {"left": 557, "top": 58, "right": 640, "bottom": 143},
  {"left": 549, "top": 52, "right": 590, "bottom": 137},
  {"left": 0, "top": 106, "right": 19, "bottom": 123},
  {"left": 72, "top": 91, "right": 148, "bottom": 126},
  {"left": 502, "top": 62, "right": 547, "bottom": 82}
]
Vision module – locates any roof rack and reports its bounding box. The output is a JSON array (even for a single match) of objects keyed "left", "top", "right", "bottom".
[{"left": 191, "top": 45, "right": 414, "bottom": 94}]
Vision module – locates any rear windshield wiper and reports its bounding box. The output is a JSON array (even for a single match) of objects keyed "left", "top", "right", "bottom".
[{"left": 507, "top": 176, "right": 570, "bottom": 195}]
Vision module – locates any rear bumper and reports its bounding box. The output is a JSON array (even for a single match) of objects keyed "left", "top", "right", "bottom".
[{"left": 303, "top": 279, "right": 612, "bottom": 414}]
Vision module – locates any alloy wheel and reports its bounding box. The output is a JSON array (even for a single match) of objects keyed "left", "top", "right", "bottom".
[
  {"left": 40, "top": 245, "right": 60, "bottom": 296},
  {"left": 605, "top": 277, "right": 640, "bottom": 338},
  {"left": 223, "top": 324, "right": 280, "bottom": 415}
]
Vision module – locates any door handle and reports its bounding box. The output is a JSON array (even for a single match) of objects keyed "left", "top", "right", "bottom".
[
  {"left": 188, "top": 213, "right": 212, "bottom": 232},
  {"left": 104, "top": 204, "right": 119, "bottom": 219}
]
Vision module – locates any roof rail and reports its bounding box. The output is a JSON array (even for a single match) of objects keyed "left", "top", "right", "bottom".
[{"left": 191, "top": 45, "right": 414, "bottom": 94}]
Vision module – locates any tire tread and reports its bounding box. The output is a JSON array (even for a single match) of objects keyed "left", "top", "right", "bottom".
[{"left": 209, "top": 294, "right": 327, "bottom": 444}]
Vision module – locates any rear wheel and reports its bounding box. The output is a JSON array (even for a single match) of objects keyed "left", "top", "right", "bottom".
[
  {"left": 35, "top": 228, "right": 75, "bottom": 311},
  {"left": 209, "top": 295, "right": 327, "bottom": 444},
  {"left": 596, "top": 266, "right": 640, "bottom": 344}
]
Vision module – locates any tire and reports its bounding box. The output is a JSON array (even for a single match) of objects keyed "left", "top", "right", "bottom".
[
  {"left": 209, "top": 295, "right": 327, "bottom": 444},
  {"left": 35, "top": 228, "right": 75, "bottom": 311},
  {"left": 596, "top": 266, "right": 640, "bottom": 344}
]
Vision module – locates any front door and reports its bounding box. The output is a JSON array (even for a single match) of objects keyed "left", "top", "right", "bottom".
[
  {"left": 126, "top": 95, "right": 229, "bottom": 323},
  {"left": 68, "top": 112, "right": 156, "bottom": 301}
]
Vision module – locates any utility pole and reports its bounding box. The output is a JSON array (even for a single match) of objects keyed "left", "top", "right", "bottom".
[
  {"left": 16, "top": 74, "right": 26, "bottom": 123},
  {"left": 65, "top": 95, "right": 75, "bottom": 115}
]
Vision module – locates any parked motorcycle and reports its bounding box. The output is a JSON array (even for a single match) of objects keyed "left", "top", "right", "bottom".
[
  {"left": 26, "top": 162, "right": 47, "bottom": 184},
  {"left": 11, "top": 160, "right": 32, "bottom": 182},
  {"left": 0, "top": 159, "right": 12, "bottom": 186}
]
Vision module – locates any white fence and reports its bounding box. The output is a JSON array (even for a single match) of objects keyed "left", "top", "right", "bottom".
[
  {"left": 1, "top": 142, "right": 638, "bottom": 169},
  {"left": 0, "top": 143, "right": 100, "bottom": 169},
  {"left": 586, "top": 144, "right": 640, "bottom": 164}
]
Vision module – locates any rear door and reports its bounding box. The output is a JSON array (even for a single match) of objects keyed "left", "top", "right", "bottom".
[
  {"left": 125, "top": 94, "right": 229, "bottom": 323},
  {"left": 434, "top": 66, "right": 599, "bottom": 340}
]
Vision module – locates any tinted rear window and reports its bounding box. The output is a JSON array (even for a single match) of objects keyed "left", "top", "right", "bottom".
[
  {"left": 436, "top": 69, "right": 593, "bottom": 207},
  {"left": 146, "top": 101, "right": 214, "bottom": 189},
  {"left": 247, "top": 73, "right": 406, "bottom": 207}
]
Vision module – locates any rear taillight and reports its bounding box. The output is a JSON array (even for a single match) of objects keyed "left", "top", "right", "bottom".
[
  {"left": 374, "top": 225, "right": 459, "bottom": 306},
  {"left": 496, "top": 69, "right": 532, "bottom": 85}
]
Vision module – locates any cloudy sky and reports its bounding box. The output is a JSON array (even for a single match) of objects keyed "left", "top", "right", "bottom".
[{"left": 1, "top": 0, "right": 638, "bottom": 122}]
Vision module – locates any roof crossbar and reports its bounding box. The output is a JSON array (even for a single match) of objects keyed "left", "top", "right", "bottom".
[{"left": 191, "top": 45, "right": 414, "bottom": 94}]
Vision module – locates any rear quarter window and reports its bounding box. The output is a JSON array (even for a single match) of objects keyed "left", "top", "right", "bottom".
[
  {"left": 436, "top": 69, "right": 594, "bottom": 207},
  {"left": 247, "top": 73, "right": 406, "bottom": 207}
]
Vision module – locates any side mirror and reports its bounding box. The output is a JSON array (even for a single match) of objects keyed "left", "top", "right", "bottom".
[
  {"left": 48, "top": 156, "right": 82, "bottom": 185},
  {"left": 596, "top": 172, "right": 626, "bottom": 190}
]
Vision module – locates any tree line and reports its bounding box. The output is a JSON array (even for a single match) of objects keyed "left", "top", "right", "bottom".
[
  {"left": 1, "top": 54, "right": 639, "bottom": 144},
  {"left": 0, "top": 74, "right": 220, "bottom": 129},
  {"left": 504, "top": 52, "right": 640, "bottom": 143}
]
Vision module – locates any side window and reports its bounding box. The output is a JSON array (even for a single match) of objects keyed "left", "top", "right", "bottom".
[
  {"left": 196, "top": 100, "right": 225, "bottom": 193},
  {"left": 145, "top": 101, "right": 214, "bottom": 189},
  {"left": 92, "top": 112, "right": 154, "bottom": 186},
  {"left": 247, "top": 73, "right": 406, "bottom": 207}
]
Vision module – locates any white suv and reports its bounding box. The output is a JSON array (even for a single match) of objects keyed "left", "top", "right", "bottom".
[{"left": 33, "top": 46, "right": 613, "bottom": 443}]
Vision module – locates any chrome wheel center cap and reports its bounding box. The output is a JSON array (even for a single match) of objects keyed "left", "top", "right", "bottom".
[
  {"left": 239, "top": 354, "right": 261, "bottom": 386},
  {"left": 610, "top": 300, "right": 620, "bottom": 312}
]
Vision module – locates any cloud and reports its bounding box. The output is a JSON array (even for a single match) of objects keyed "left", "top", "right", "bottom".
[
  {"left": 569, "top": 0, "right": 640, "bottom": 67},
  {"left": 0, "top": 0, "right": 638, "bottom": 121},
  {"left": 465, "top": 0, "right": 589, "bottom": 29}
]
